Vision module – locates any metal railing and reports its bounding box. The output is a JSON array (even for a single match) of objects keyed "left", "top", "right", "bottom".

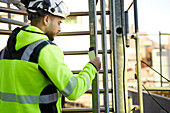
[
  {"left": 125, "top": 0, "right": 144, "bottom": 113},
  {"left": 158, "top": 32, "right": 170, "bottom": 87}
]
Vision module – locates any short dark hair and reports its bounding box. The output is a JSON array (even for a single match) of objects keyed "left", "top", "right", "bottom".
[{"left": 27, "top": 10, "right": 55, "bottom": 25}]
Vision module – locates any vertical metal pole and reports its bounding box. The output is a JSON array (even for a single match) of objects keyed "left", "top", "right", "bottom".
[
  {"left": 7, "top": 3, "right": 11, "bottom": 30},
  {"left": 125, "top": 11, "right": 130, "bottom": 48},
  {"left": 115, "top": 0, "right": 127, "bottom": 113},
  {"left": 125, "top": 13, "right": 130, "bottom": 112},
  {"left": 109, "top": 0, "right": 126, "bottom": 112},
  {"left": 128, "top": 96, "right": 133, "bottom": 113},
  {"left": 124, "top": 10, "right": 129, "bottom": 113},
  {"left": 109, "top": 0, "right": 119, "bottom": 112},
  {"left": 133, "top": 0, "right": 144, "bottom": 113},
  {"left": 159, "top": 31, "right": 163, "bottom": 87},
  {"left": 88, "top": 0, "right": 100, "bottom": 113},
  {"left": 100, "top": 0, "right": 109, "bottom": 112}
]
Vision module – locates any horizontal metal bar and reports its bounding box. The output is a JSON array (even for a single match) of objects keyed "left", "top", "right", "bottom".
[
  {"left": 0, "top": 6, "right": 27, "bottom": 15},
  {"left": 57, "top": 31, "right": 89, "bottom": 36},
  {"left": 0, "top": 17, "right": 28, "bottom": 26},
  {"left": 58, "top": 30, "right": 111, "bottom": 36},
  {"left": 0, "top": 29, "right": 12, "bottom": 35},
  {"left": 12, "top": 1, "right": 26, "bottom": 10},
  {"left": 62, "top": 108, "right": 93, "bottom": 112},
  {"left": 86, "top": 89, "right": 113, "bottom": 94},
  {"left": 142, "top": 80, "right": 169, "bottom": 83},
  {"left": 0, "top": 0, "right": 25, "bottom": 10},
  {"left": 68, "top": 10, "right": 110, "bottom": 17},
  {"left": 142, "top": 87, "right": 170, "bottom": 91},
  {"left": 64, "top": 50, "right": 111, "bottom": 55},
  {"left": 160, "top": 33, "right": 170, "bottom": 35},
  {"left": 72, "top": 69, "right": 112, "bottom": 74},
  {"left": 0, "top": 0, "right": 15, "bottom": 4},
  {"left": 62, "top": 107, "right": 113, "bottom": 112},
  {"left": 64, "top": 51, "right": 88, "bottom": 55}
]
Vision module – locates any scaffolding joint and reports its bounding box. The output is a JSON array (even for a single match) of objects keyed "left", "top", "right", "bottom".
[{"left": 128, "top": 33, "right": 137, "bottom": 39}]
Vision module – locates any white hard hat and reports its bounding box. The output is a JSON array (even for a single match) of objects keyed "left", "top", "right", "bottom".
[{"left": 27, "top": 0, "right": 70, "bottom": 18}]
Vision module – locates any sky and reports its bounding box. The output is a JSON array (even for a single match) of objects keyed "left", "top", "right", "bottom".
[
  {"left": 125, "top": 0, "right": 170, "bottom": 33},
  {"left": 125, "top": 0, "right": 170, "bottom": 42}
]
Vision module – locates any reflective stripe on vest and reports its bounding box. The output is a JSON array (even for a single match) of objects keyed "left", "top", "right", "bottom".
[
  {"left": 60, "top": 74, "right": 90, "bottom": 97},
  {"left": 60, "top": 76, "right": 78, "bottom": 97},
  {"left": 0, "top": 92, "right": 59, "bottom": 104},
  {"left": 82, "top": 74, "right": 90, "bottom": 90},
  {"left": 21, "top": 40, "right": 45, "bottom": 61}
]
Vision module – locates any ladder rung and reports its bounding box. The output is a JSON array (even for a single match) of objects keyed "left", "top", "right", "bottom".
[
  {"left": 0, "top": 17, "right": 27, "bottom": 26},
  {"left": 0, "top": 29, "right": 12, "bottom": 35},
  {"left": 62, "top": 108, "right": 93, "bottom": 112},
  {"left": 62, "top": 107, "right": 113, "bottom": 112},
  {"left": 64, "top": 50, "right": 111, "bottom": 55},
  {"left": 68, "top": 11, "right": 110, "bottom": 17},
  {"left": 72, "top": 69, "right": 112, "bottom": 74},
  {"left": 0, "top": 6, "right": 27, "bottom": 15},
  {"left": 58, "top": 30, "right": 111, "bottom": 36},
  {"left": 86, "top": 89, "right": 113, "bottom": 93},
  {"left": 0, "top": 0, "right": 17, "bottom": 4}
]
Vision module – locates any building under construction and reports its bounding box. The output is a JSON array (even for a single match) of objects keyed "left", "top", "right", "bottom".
[{"left": 0, "top": 0, "right": 170, "bottom": 113}]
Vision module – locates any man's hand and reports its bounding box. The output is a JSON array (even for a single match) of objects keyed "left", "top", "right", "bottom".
[{"left": 89, "top": 57, "right": 101, "bottom": 71}]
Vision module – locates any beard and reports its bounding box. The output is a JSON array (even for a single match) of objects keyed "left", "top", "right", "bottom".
[
  {"left": 45, "top": 21, "right": 59, "bottom": 41},
  {"left": 47, "top": 32, "right": 55, "bottom": 41}
]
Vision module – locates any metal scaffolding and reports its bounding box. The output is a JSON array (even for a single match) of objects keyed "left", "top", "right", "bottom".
[{"left": 0, "top": 0, "right": 150, "bottom": 113}]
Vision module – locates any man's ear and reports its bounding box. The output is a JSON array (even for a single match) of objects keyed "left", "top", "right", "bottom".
[{"left": 43, "top": 15, "right": 50, "bottom": 26}]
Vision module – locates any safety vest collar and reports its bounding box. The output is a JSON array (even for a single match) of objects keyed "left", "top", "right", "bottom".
[{"left": 15, "top": 26, "right": 48, "bottom": 51}]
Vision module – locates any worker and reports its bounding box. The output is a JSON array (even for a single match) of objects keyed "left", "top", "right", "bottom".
[{"left": 0, "top": 0, "right": 101, "bottom": 113}]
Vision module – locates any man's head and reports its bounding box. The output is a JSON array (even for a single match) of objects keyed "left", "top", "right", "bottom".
[{"left": 21, "top": 0, "right": 70, "bottom": 41}]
